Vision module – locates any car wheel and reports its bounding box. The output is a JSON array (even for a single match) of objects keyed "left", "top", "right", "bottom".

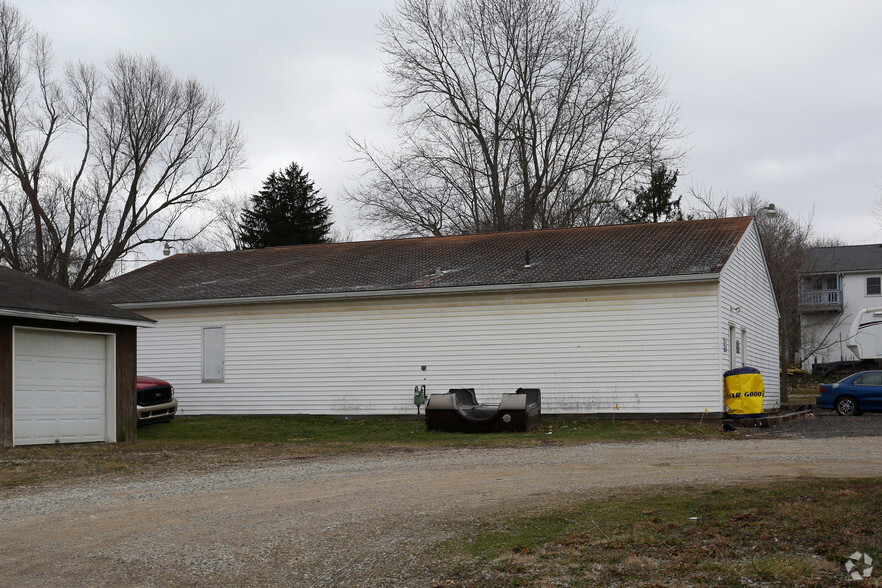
[{"left": 835, "top": 396, "right": 860, "bottom": 416}]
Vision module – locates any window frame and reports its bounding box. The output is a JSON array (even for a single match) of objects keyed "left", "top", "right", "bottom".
[
  {"left": 201, "top": 326, "right": 226, "bottom": 383},
  {"left": 855, "top": 372, "right": 882, "bottom": 387}
]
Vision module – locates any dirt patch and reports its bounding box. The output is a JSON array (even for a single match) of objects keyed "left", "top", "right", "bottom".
[{"left": 2, "top": 429, "right": 882, "bottom": 586}]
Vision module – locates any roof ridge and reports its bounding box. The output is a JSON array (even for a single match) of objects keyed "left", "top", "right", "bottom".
[
  {"left": 810, "top": 243, "right": 880, "bottom": 250},
  {"left": 162, "top": 215, "right": 756, "bottom": 257}
]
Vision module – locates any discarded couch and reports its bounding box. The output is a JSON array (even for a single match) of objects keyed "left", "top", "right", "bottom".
[{"left": 425, "top": 388, "right": 541, "bottom": 433}]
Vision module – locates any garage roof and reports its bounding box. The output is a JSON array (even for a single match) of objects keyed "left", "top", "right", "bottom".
[
  {"left": 0, "top": 266, "right": 154, "bottom": 325},
  {"left": 85, "top": 217, "right": 754, "bottom": 306}
]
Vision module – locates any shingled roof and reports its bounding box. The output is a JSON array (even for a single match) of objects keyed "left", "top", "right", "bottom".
[
  {"left": 0, "top": 266, "right": 153, "bottom": 324},
  {"left": 802, "top": 244, "right": 882, "bottom": 274},
  {"left": 84, "top": 217, "right": 754, "bottom": 306}
]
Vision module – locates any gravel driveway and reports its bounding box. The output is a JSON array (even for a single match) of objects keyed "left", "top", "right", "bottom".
[{"left": 1, "top": 414, "right": 880, "bottom": 587}]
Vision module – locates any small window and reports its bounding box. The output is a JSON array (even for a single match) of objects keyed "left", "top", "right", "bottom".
[
  {"left": 867, "top": 277, "right": 881, "bottom": 296},
  {"left": 202, "top": 326, "right": 225, "bottom": 382},
  {"left": 856, "top": 372, "right": 882, "bottom": 386}
]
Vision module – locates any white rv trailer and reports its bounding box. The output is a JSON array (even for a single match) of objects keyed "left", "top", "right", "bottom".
[{"left": 846, "top": 307, "right": 882, "bottom": 360}]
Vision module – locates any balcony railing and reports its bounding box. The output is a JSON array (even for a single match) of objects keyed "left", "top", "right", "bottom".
[{"left": 798, "top": 289, "right": 842, "bottom": 312}]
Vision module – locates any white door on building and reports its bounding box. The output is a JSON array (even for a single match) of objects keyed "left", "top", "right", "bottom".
[{"left": 13, "top": 329, "right": 111, "bottom": 446}]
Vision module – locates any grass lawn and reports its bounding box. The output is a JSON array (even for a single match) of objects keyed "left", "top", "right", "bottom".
[
  {"left": 137, "top": 414, "right": 722, "bottom": 445},
  {"left": 430, "top": 478, "right": 882, "bottom": 587},
  {"left": 1, "top": 415, "right": 724, "bottom": 490}
]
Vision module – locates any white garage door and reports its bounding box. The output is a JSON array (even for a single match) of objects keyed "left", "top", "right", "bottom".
[{"left": 13, "top": 329, "right": 110, "bottom": 446}]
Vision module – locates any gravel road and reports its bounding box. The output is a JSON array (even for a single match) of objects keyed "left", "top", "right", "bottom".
[{"left": 1, "top": 414, "right": 880, "bottom": 587}]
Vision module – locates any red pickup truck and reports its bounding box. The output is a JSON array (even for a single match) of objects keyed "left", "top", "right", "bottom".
[{"left": 137, "top": 376, "right": 178, "bottom": 425}]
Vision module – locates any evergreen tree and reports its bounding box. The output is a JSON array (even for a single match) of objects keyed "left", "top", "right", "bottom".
[
  {"left": 622, "top": 164, "right": 682, "bottom": 223},
  {"left": 239, "top": 163, "right": 333, "bottom": 248}
]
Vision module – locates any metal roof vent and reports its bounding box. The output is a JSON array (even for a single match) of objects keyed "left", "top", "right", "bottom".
[{"left": 435, "top": 267, "right": 443, "bottom": 275}]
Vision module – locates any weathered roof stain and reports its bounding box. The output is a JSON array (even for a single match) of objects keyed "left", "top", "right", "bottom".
[{"left": 85, "top": 217, "right": 754, "bottom": 305}]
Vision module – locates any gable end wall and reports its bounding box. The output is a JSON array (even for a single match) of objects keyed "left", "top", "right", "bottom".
[{"left": 719, "top": 222, "right": 781, "bottom": 409}]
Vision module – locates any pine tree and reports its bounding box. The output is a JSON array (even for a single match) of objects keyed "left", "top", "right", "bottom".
[
  {"left": 622, "top": 164, "right": 682, "bottom": 223},
  {"left": 239, "top": 163, "right": 333, "bottom": 248}
]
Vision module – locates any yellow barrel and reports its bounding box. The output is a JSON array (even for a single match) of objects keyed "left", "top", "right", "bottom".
[{"left": 723, "top": 367, "right": 765, "bottom": 416}]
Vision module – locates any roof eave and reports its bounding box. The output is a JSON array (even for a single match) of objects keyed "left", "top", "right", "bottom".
[
  {"left": 111, "top": 272, "right": 722, "bottom": 310},
  {"left": 0, "top": 307, "right": 156, "bottom": 327}
]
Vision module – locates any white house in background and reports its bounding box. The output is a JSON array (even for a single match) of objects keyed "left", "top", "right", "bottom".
[
  {"left": 799, "top": 244, "right": 882, "bottom": 367},
  {"left": 84, "top": 217, "right": 780, "bottom": 417}
]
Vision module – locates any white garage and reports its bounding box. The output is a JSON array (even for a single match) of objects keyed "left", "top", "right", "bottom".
[
  {"left": 85, "top": 217, "right": 781, "bottom": 417},
  {"left": 13, "top": 328, "right": 114, "bottom": 446},
  {"left": 1, "top": 266, "right": 154, "bottom": 447}
]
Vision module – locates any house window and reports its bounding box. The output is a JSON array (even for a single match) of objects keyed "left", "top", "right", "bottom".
[
  {"left": 202, "top": 326, "right": 225, "bottom": 382},
  {"left": 868, "top": 277, "right": 881, "bottom": 296}
]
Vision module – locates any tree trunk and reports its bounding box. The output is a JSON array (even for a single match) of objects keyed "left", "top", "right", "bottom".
[{"left": 779, "top": 317, "right": 790, "bottom": 405}]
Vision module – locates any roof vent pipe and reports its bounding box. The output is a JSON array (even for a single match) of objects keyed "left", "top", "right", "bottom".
[
  {"left": 435, "top": 267, "right": 443, "bottom": 275},
  {"left": 524, "top": 250, "right": 531, "bottom": 268}
]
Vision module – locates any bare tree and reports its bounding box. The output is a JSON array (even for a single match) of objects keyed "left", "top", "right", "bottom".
[
  {"left": 0, "top": 2, "right": 245, "bottom": 288},
  {"left": 182, "top": 194, "right": 250, "bottom": 253},
  {"left": 871, "top": 180, "right": 882, "bottom": 227},
  {"left": 798, "top": 233, "right": 851, "bottom": 368},
  {"left": 348, "top": 0, "right": 683, "bottom": 237}
]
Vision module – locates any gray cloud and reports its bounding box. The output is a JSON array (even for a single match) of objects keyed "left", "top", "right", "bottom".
[{"left": 23, "top": 0, "right": 882, "bottom": 242}]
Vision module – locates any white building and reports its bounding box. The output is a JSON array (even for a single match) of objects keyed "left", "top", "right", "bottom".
[
  {"left": 800, "top": 244, "right": 882, "bottom": 368},
  {"left": 85, "top": 217, "right": 780, "bottom": 417}
]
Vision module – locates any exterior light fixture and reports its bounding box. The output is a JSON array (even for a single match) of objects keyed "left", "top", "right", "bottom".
[{"left": 757, "top": 203, "right": 776, "bottom": 218}]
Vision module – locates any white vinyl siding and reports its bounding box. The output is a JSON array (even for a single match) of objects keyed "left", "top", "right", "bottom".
[
  {"left": 136, "top": 281, "right": 722, "bottom": 416},
  {"left": 718, "top": 220, "right": 781, "bottom": 409}
]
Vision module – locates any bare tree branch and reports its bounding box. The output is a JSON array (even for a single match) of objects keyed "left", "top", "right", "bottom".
[
  {"left": 347, "top": 0, "right": 683, "bottom": 237},
  {"left": 0, "top": 3, "right": 245, "bottom": 288}
]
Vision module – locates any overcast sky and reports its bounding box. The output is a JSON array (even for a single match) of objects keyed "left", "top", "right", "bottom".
[{"left": 23, "top": 0, "right": 882, "bottom": 244}]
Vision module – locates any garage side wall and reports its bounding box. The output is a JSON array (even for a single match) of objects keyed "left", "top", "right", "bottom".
[
  {"left": 719, "top": 222, "right": 781, "bottom": 409},
  {"left": 0, "top": 322, "right": 11, "bottom": 446},
  {"left": 0, "top": 318, "right": 138, "bottom": 447},
  {"left": 135, "top": 281, "right": 722, "bottom": 416}
]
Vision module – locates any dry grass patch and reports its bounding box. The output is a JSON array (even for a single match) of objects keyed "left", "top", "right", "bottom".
[{"left": 430, "top": 479, "right": 882, "bottom": 587}]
